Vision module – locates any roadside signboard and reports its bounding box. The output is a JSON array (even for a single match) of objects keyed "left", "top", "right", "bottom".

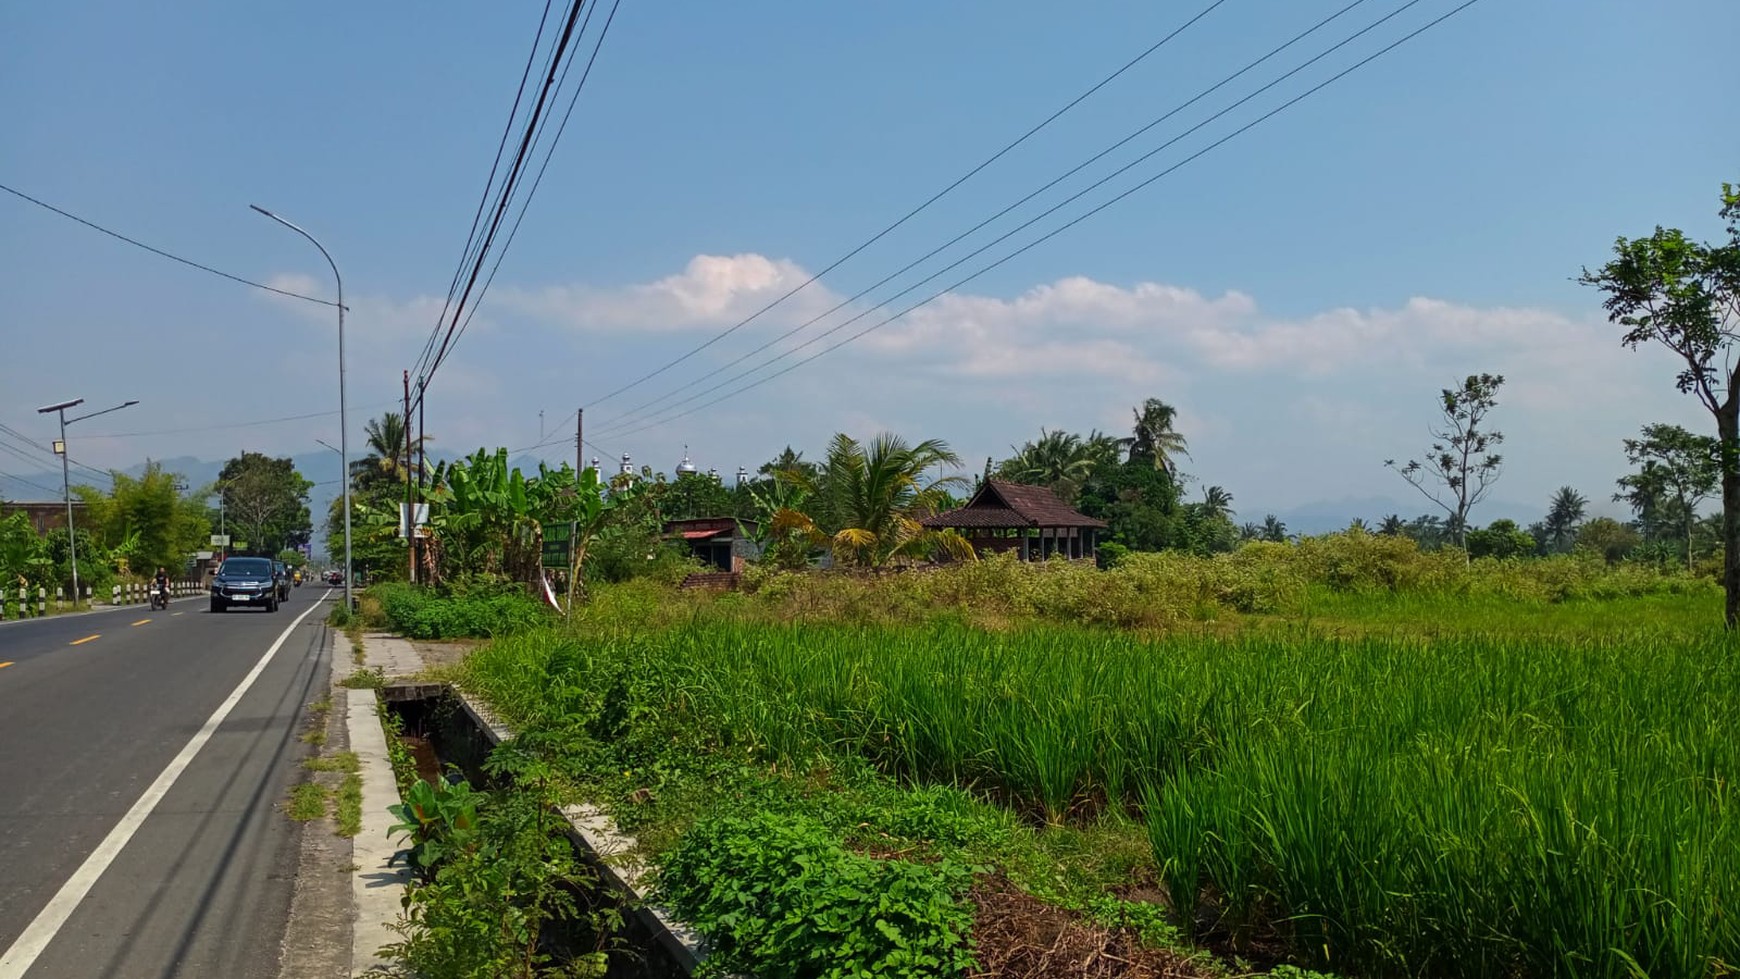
[
  {"left": 541, "top": 521, "right": 572, "bottom": 568},
  {"left": 210, "top": 534, "right": 231, "bottom": 547}
]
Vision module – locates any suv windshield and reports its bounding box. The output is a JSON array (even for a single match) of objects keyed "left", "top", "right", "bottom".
[{"left": 221, "top": 558, "right": 273, "bottom": 576}]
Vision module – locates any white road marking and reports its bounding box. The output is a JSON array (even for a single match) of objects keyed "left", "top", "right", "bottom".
[{"left": 0, "top": 590, "right": 333, "bottom": 978}]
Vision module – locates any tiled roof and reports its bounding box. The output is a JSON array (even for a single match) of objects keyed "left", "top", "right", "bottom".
[{"left": 921, "top": 480, "right": 1107, "bottom": 529}]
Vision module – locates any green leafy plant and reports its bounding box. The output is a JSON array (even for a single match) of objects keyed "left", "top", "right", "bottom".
[
  {"left": 385, "top": 787, "right": 612, "bottom": 978},
  {"left": 387, "top": 778, "right": 482, "bottom": 879},
  {"left": 658, "top": 810, "right": 976, "bottom": 979}
]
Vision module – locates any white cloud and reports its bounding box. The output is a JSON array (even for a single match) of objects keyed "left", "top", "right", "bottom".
[{"left": 499, "top": 253, "right": 843, "bottom": 333}]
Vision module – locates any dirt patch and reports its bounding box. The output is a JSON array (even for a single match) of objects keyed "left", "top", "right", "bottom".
[
  {"left": 968, "top": 877, "right": 1222, "bottom": 979},
  {"left": 410, "top": 638, "right": 482, "bottom": 672}
]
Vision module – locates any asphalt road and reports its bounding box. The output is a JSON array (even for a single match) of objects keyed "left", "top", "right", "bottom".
[{"left": 0, "top": 585, "right": 333, "bottom": 979}]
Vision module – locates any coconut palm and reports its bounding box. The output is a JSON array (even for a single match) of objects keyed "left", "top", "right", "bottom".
[
  {"left": 1129, "top": 398, "right": 1190, "bottom": 474},
  {"left": 1260, "top": 514, "right": 1288, "bottom": 543},
  {"left": 996, "top": 429, "right": 1118, "bottom": 503},
  {"left": 1378, "top": 513, "right": 1406, "bottom": 536},
  {"left": 1543, "top": 486, "right": 1588, "bottom": 553},
  {"left": 350, "top": 412, "right": 429, "bottom": 490},
  {"left": 819, "top": 433, "right": 973, "bottom": 566},
  {"left": 1200, "top": 485, "right": 1235, "bottom": 522}
]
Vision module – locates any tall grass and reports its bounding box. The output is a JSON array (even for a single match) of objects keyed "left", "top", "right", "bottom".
[{"left": 463, "top": 619, "right": 1739, "bottom": 977}]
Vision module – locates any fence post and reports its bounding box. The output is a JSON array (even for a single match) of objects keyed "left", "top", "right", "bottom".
[
  {"left": 38, "top": 587, "right": 47, "bottom": 616},
  {"left": 55, "top": 587, "right": 64, "bottom": 613}
]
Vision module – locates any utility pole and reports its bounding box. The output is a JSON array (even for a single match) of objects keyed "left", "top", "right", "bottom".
[
  {"left": 575, "top": 408, "right": 584, "bottom": 474},
  {"left": 403, "top": 370, "right": 415, "bottom": 583}
]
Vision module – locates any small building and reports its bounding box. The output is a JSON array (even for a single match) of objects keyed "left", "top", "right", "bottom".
[
  {"left": 1, "top": 500, "right": 84, "bottom": 535},
  {"left": 663, "top": 517, "right": 760, "bottom": 572},
  {"left": 921, "top": 480, "right": 1106, "bottom": 561}
]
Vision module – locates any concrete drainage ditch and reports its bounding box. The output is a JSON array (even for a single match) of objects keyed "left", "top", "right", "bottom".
[{"left": 378, "top": 682, "right": 712, "bottom": 979}]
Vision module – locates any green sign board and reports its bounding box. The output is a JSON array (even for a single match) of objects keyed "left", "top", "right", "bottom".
[{"left": 541, "top": 522, "right": 573, "bottom": 569}]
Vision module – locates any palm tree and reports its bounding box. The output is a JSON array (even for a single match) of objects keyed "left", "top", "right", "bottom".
[
  {"left": 1239, "top": 521, "right": 1262, "bottom": 542},
  {"left": 1200, "top": 485, "right": 1235, "bottom": 522},
  {"left": 1129, "top": 398, "right": 1190, "bottom": 474},
  {"left": 1543, "top": 486, "right": 1588, "bottom": 553},
  {"left": 997, "top": 429, "right": 1106, "bottom": 503},
  {"left": 1346, "top": 516, "right": 1370, "bottom": 532},
  {"left": 351, "top": 412, "right": 428, "bottom": 489},
  {"left": 819, "top": 433, "right": 973, "bottom": 566},
  {"left": 1378, "top": 513, "right": 1406, "bottom": 536},
  {"left": 1260, "top": 514, "right": 1288, "bottom": 543}
]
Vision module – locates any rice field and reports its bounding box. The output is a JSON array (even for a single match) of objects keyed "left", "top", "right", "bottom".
[{"left": 464, "top": 616, "right": 1739, "bottom": 978}]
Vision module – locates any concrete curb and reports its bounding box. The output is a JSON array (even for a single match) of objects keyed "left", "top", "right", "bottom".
[{"left": 346, "top": 687, "right": 410, "bottom": 977}]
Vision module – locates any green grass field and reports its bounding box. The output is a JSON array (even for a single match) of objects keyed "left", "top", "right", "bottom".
[{"left": 449, "top": 557, "right": 1735, "bottom": 977}]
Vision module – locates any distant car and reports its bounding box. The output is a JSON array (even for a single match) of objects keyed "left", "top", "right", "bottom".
[{"left": 211, "top": 557, "right": 279, "bottom": 613}]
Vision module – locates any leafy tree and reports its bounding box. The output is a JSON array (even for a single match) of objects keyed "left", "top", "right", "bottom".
[
  {"left": 1614, "top": 423, "right": 1720, "bottom": 571},
  {"left": 1577, "top": 516, "right": 1641, "bottom": 564},
  {"left": 758, "top": 446, "right": 820, "bottom": 484},
  {"left": 1542, "top": 486, "right": 1588, "bottom": 553},
  {"left": 1128, "top": 399, "right": 1189, "bottom": 474},
  {"left": 816, "top": 433, "right": 972, "bottom": 566},
  {"left": 1377, "top": 514, "right": 1407, "bottom": 536},
  {"left": 1579, "top": 183, "right": 1740, "bottom": 623},
  {"left": 662, "top": 471, "right": 735, "bottom": 521},
  {"left": 1238, "top": 521, "right": 1263, "bottom": 542},
  {"left": 217, "top": 453, "right": 312, "bottom": 557},
  {"left": 1260, "top": 514, "right": 1288, "bottom": 543},
  {"left": 1386, "top": 373, "right": 1506, "bottom": 548},
  {"left": 73, "top": 461, "right": 211, "bottom": 574},
  {"left": 1465, "top": 518, "right": 1535, "bottom": 560},
  {"left": 1403, "top": 514, "right": 1450, "bottom": 550}
]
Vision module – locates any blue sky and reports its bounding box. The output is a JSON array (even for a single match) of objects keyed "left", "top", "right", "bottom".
[{"left": 2, "top": 0, "right": 1733, "bottom": 524}]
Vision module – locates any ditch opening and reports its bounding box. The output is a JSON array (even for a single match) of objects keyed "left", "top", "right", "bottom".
[{"left": 383, "top": 691, "right": 694, "bottom": 979}]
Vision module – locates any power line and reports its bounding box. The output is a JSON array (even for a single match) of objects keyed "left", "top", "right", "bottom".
[
  {"left": 593, "top": 0, "right": 1421, "bottom": 439},
  {"left": 597, "top": 0, "right": 1378, "bottom": 432},
  {"left": 420, "top": 0, "right": 594, "bottom": 390},
  {"left": 0, "top": 471, "right": 63, "bottom": 496},
  {"left": 417, "top": 0, "right": 560, "bottom": 381},
  {"left": 598, "top": 0, "right": 1488, "bottom": 441},
  {"left": 433, "top": 0, "right": 626, "bottom": 384},
  {"left": 74, "top": 400, "right": 398, "bottom": 439},
  {"left": 582, "top": 0, "right": 1233, "bottom": 410},
  {"left": 0, "top": 182, "right": 340, "bottom": 307}
]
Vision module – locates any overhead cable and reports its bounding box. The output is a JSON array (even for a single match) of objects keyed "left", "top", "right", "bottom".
[
  {"left": 0, "top": 182, "right": 340, "bottom": 307},
  {"left": 582, "top": 0, "right": 1234, "bottom": 409}
]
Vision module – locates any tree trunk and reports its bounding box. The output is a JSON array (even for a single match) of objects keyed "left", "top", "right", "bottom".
[{"left": 1721, "top": 410, "right": 1740, "bottom": 630}]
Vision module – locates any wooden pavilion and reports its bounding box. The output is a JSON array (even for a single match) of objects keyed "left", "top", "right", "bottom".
[{"left": 921, "top": 480, "right": 1107, "bottom": 561}]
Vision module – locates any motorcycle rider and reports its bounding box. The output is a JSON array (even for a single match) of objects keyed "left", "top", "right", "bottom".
[{"left": 153, "top": 566, "right": 170, "bottom": 607}]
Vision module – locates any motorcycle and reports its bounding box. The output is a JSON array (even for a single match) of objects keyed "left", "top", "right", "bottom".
[{"left": 150, "top": 583, "right": 170, "bottom": 610}]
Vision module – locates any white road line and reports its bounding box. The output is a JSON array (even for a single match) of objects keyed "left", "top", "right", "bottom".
[{"left": 0, "top": 590, "right": 334, "bottom": 978}]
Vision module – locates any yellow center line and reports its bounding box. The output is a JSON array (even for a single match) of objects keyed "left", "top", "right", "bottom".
[
  {"left": 131, "top": 619, "right": 152, "bottom": 627},
  {"left": 0, "top": 661, "right": 13, "bottom": 669},
  {"left": 70, "top": 634, "right": 100, "bottom": 646}
]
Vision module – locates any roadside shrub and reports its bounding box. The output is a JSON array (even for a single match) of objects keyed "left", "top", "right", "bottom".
[
  {"left": 371, "top": 581, "right": 550, "bottom": 639},
  {"left": 658, "top": 810, "right": 976, "bottom": 979}
]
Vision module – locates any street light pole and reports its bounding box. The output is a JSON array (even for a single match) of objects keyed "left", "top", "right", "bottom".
[
  {"left": 36, "top": 397, "right": 138, "bottom": 605},
  {"left": 252, "top": 204, "right": 351, "bottom": 609}
]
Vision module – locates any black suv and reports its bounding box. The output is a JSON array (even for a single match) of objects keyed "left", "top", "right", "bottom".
[{"left": 211, "top": 557, "right": 279, "bottom": 613}]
